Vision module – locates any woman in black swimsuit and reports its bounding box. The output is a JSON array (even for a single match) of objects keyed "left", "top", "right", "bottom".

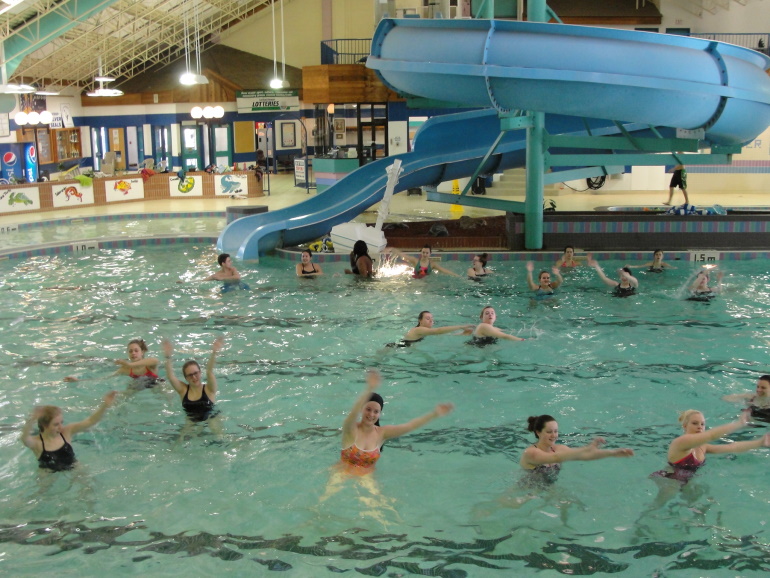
[
  {"left": 587, "top": 255, "right": 638, "bottom": 297},
  {"left": 163, "top": 337, "right": 223, "bottom": 422},
  {"left": 21, "top": 391, "right": 118, "bottom": 471},
  {"left": 295, "top": 249, "right": 323, "bottom": 277}
]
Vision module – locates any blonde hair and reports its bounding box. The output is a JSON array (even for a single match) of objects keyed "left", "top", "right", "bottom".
[
  {"left": 678, "top": 409, "right": 703, "bottom": 428},
  {"left": 37, "top": 406, "right": 62, "bottom": 432}
]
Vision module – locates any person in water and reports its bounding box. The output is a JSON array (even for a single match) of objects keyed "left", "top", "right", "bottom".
[
  {"left": 470, "top": 306, "right": 525, "bottom": 345},
  {"left": 385, "top": 245, "right": 459, "bottom": 278},
  {"left": 336, "top": 369, "right": 454, "bottom": 475},
  {"left": 525, "top": 261, "right": 563, "bottom": 297},
  {"left": 688, "top": 268, "right": 722, "bottom": 300},
  {"left": 21, "top": 391, "right": 118, "bottom": 471},
  {"left": 393, "top": 310, "right": 473, "bottom": 346},
  {"left": 163, "top": 337, "right": 223, "bottom": 423},
  {"left": 295, "top": 249, "right": 323, "bottom": 277},
  {"left": 651, "top": 409, "right": 770, "bottom": 484},
  {"left": 204, "top": 253, "right": 241, "bottom": 282},
  {"left": 587, "top": 255, "right": 638, "bottom": 297},
  {"left": 519, "top": 414, "right": 634, "bottom": 488},
  {"left": 467, "top": 253, "right": 492, "bottom": 280},
  {"left": 344, "top": 240, "right": 374, "bottom": 278},
  {"left": 555, "top": 246, "right": 585, "bottom": 268},
  {"left": 64, "top": 338, "right": 161, "bottom": 387},
  {"left": 723, "top": 375, "right": 770, "bottom": 421},
  {"left": 627, "top": 249, "right": 676, "bottom": 273}
]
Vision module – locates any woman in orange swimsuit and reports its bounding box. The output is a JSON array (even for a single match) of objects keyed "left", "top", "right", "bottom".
[
  {"left": 337, "top": 369, "right": 454, "bottom": 475},
  {"left": 652, "top": 409, "right": 770, "bottom": 484}
]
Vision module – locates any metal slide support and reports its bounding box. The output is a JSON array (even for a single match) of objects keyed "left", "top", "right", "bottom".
[
  {"left": 459, "top": 130, "right": 506, "bottom": 197},
  {"left": 524, "top": 111, "right": 545, "bottom": 249}
]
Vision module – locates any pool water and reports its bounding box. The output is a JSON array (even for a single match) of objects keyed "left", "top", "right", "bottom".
[
  {"left": 0, "top": 214, "right": 225, "bottom": 252},
  {"left": 1, "top": 248, "right": 769, "bottom": 576}
]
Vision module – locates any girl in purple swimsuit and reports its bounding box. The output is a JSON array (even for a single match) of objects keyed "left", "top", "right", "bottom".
[{"left": 652, "top": 409, "right": 770, "bottom": 484}]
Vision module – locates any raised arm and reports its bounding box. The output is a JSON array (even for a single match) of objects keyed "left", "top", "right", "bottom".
[
  {"left": 384, "top": 247, "right": 417, "bottom": 266},
  {"left": 341, "top": 370, "right": 381, "bottom": 446},
  {"left": 65, "top": 391, "right": 119, "bottom": 436},
  {"left": 162, "top": 340, "right": 187, "bottom": 396},
  {"left": 587, "top": 256, "right": 618, "bottom": 287},
  {"left": 205, "top": 337, "right": 224, "bottom": 396},
  {"left": 20, "top": 407, "right": 44, "bottom": 449},
  {"left": 380, "top": 402, "right": 454, "bottom": 441},
  {"left": 670, "top": 413, "right": 748, "bottom": 455},
  {"left": 525, "top": 262, "right": 538, "bottom": 291}
]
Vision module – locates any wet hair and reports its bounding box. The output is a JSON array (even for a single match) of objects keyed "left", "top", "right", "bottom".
[
  {"left": 301, "top": 249, "right": 312, "bottom": 258},
  {"left": 563, "top": 245, "right": 574, "bottom": 254},
  {"left": 37, "top": 406, "right": 62, "bottom": 432},
  {"left": 416, "top": 311, "right": 431, "bottom": 326},
  {"left": 678, "top": 409, "right": 703, "bottom": 427},
  {"left": 368, "top": 392, "right": 384, "bottom": 427},
  {"left": 527, "top": 414, "right": 556, "bottom": 438},
  {"left": 475, "top": 253, "right": 488, "bottom": 267},
  {"left": 421, "top": 244, "right": 433, "bottom": 253},
  {"left": 217, "top": 253, "right": 230, "bottom": 266},
  {"left": 479, "top": 305, "right": 494, "bottom": 319},
  {"left": 127, "top": 338, "right": 148, "bottom": 353},
  {"left": 621, "top": 267, "right": 634, "bottom": 276},
  {"left": 182, "top": 360, "right": 201, "bottom": 380},
  {"left": 759, "top": 375, "right": 770, "bottom": 384},
  {"left": 352, "top": 240, "right": 369, "bottom": 258},
  {"left": 653, "top": 249, "right": 662, "bottom": 256},
  {"left": 538, "top": 270, "right": 550, "bottom": 281}
]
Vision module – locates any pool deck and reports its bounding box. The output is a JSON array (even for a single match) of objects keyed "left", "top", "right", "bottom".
[{"left": 0, "top": 173, "right": 768, "bottom": 260}]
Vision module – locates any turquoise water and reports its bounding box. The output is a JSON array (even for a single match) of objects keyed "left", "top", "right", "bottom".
[{"left": 1, "top": 247, "right": 769, "bottom": 576}]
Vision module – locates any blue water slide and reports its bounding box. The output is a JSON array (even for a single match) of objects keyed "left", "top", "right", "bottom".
[{"left": 219, "top": 18, "right": 770, "bottom": 259}]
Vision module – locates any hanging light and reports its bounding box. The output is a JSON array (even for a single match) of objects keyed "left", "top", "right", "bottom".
[
  {"left": 14, "top": 110, "right": 53, "bottom": 126},
  {"left": 269, "top": 0, "right": 286, "bottom": 89},
  {"left": 180, "top": 1, "right": 209, "bottom": 86},
  {"left": 88, "top": 57, "right": 124, "bottom": 97}
]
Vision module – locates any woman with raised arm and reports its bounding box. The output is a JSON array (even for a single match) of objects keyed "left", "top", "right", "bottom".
[
  {"left": 587, "top": 254, "right": 638, "bottom": 297},
  {"left": 295, "top": 249, "right": 323, "bottom": 277},
  {"left": 21, "top": 391, "right": 118, "bottom": 471},
  {"left": 385, "top": 245, "right": 459, "bottom": 278},
  {"left": 519, "top": 414, "right": 634, "bottom": 488},
  {"left": 336, "top": 369, "right": 454, "bottom": 475},
  {"left": 470, "top": 306, "right": 525, "bottom": 345},
  {"left": 688, "top": 268, "right": 723, "bottom": 301},
  {"left": 390, "top": 311, "right": 473, "bottom": 347},
  {"left": 525, "top": 261, "right": 563, "bottom": 298},
  {"left": 163, "top": 337, "right": 223, "bottom": 422},
  {"left": 651, "top": 409, "right": 769, "bottom": 483}
]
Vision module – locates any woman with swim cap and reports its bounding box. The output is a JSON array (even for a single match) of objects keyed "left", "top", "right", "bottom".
[{"left": 519, "top": 414, "right": 633, "bottom": 488}]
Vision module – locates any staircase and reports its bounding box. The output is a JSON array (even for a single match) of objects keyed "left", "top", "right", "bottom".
[
  {"left": 668, "top": 0, "right": 764, "bottom": 17},
  {"left": 489, "top": 168, "right": 562, "bottom": 197}
]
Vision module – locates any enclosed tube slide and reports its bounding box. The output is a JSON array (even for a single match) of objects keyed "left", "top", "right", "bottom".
[{"left": 218, "top": 18, "right": 770, "bottom": 259}]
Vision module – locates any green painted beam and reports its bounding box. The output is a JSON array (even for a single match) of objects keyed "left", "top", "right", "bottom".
[
  {"left": 4, "top": 0, "right": 121, "bottom": 77},
  {"left": 544, "top": 166, "right": 624, "bottom": 184},
  {"left": 500, "top": 115, "right": 534, "bottom": 131},
  {"left": 546, "top": 134, "right": 700, "bottom": 152},
  {"left": 546, "top": 153, "right": 732, "bottom": 167},
  {"left": 426, "top": 191, "right": 526, "bottom": 213}
]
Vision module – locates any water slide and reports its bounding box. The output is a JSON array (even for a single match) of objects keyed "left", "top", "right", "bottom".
[{"left": 218, "top": 18, "right": 770, "bottom": 260}]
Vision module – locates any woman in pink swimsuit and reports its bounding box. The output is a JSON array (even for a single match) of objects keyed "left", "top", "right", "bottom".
[{"left": 652, "top": 409, "right": 770, "bottom": 484}]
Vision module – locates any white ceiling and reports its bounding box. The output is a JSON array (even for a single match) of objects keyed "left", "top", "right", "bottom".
[{"left": 0, "top": 0, "right": 273, "bottom": 94}]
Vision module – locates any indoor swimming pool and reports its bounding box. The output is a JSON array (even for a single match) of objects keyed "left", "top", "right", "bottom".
[{"left": 0, "top": 246, "right": 768, "bottom": 576}]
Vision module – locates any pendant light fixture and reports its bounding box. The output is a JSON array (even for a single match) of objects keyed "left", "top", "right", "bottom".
[
  {"left": 269, "top": 0, "right": 288, "bottom": 89},
  {"left": 180, "top": 0, "right": 209, "bottom": 86},
  {"left": 87, "top": 56, "right": 123, "bottom": 97}
]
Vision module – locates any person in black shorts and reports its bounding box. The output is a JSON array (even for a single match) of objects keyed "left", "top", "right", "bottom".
[{"left": 663, "top": 164, "right": 689, "bottom": 206}]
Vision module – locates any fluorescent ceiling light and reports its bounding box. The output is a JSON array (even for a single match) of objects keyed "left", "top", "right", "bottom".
[
  {"left": 94, "top": 75, "right": 115, "bottom": 82},
  {"left": 86, "top": 87, "right": 124, "bottom": 97},
  {"left": 180, "top": 72, "right": 209, "bottom": 85}
]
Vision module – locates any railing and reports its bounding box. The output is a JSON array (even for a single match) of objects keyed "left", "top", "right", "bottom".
[
  {"left": 690, "top": 32, "right": 770, "bottom": 55},
  {"left": 320, "top": 39, "right": 372, "bottom": 65}
]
